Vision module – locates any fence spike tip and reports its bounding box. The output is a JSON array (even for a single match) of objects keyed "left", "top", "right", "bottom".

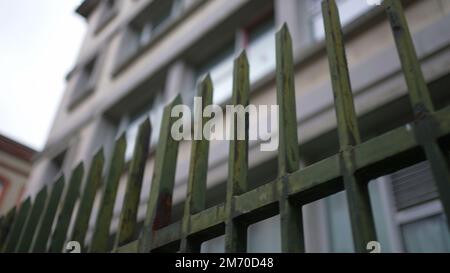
[
  {"left": 141, "top": 117, "right": 152, "bottom": 131},
  {"left": 236, "top": 50, "right": 248, "bottom": 65},
  {"left": 278, "top": 22, "right": 291, "bottom": 37},
  {"left": 117, "top": 132, "right": 127, "bottom": 143},
  {"left": 74, "top": 161, "right": 84, "bottom": 173}
]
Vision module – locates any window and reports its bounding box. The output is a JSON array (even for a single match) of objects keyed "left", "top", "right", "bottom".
[
  {"left": 95, "top": 0, "right": 119, "bottom": 33},
  {"left": 245, "top": 16, "right": 276, "bottom": 83},
  {"left": 193, "top": 14, "right": 275, "bottom": 106},
  {"left": 50, "top": 150, "right": 67, "bottom": 180},
  {"left": 326, "top": 161, "right": 450, "bottom": 252},
  {"left": 122, "top": 92, "right": 165, "bottom": 161},
  {"left": 401, "top": 213, "right": 450, "bottom": 252},
  {"left": 308, "top": 0, "right": 374, "bottom": 41},
  {"left": 390, "top": 161, "right": 450, "bottom": 252},
  {"left": 133, "top": 3, "right": 173, "bottom": 48},
  {"left": 195, "top": 44, "right": 235, "bottom": 105},
  {"left": 69, "top": 56, "right": 99, "bottom": 108},
  {"left": 120, "top": 0, "right": 182, "bottom": 64},
  {"left": 391, "top": 161, "right": 439, "bottom": 211},
  {"left": 325, "top": 181, "right": 399, "bottom": 253},
  {"left": 325, "top": 191, "right": 355, "bottom": 252}
]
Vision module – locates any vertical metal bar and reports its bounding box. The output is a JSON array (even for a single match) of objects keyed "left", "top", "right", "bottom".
[
  {"left": 48, "top": 163, "right": 84, "bottom": 253},
  {"left": 322, "top": 0, "right": 377, "bottom": 253},
  {"left": 384, "top": 0, "right": 450, "bottom": 229},
  {"left": 71, "top": 149, "right": 105, "bottom": 250},
  {"left": 115, "top": 119, "right": 151, "bottom": 248},
  {"left": 0, "top": 208, "right": 16, "bottom": 251},
  {"left": 224, "top": 51, "right": 250, "bottom": 253},
  {"left": 275, "top": 24, "right": 304, "bottom": 253},
  {"left": 31, "top": 176, "right": 65, "bottom": 252},
  {"left": 90, "top": 134, "right": 127, "bottom": 253},
  {"left": 180, "top": 75, "right": 213, "bottom": 253},
  {"left": 384, "top": 0, "right": 434, "bottom": 115},
  {"left": 16, "top": 186, "right": 48, "bottom": 253},
  {"left": 322, "top": 0, "right": 360, "bottom": 148},
  {"left": 139, "top": 95, "right": 182, "bottom": 253},
  {"left": 2, "top": 198, "right": 31, "bottom": 253}
]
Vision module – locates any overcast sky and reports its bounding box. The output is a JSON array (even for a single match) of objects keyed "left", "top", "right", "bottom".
[{"left": 0, "top": 0, "right": 85, "bottom": 151}]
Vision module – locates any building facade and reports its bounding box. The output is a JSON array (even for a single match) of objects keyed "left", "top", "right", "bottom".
[
  {"left": 0, "top": 134, "right": 35, "bottom": 216},
  {"left": 26, "top": 0, "right": 450, "bottom": 252}
]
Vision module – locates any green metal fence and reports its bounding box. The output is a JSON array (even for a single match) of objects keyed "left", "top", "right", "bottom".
[{"left": 1, "top": 0, "right": 450, "bottom": 253}]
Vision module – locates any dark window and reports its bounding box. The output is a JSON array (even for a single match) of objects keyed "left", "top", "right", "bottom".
[
  {"left": 124, "top": 0, "right": 182, "bottom": 59},
  {"left": 96, "top": 0, "right": 119, "bottom": 33},
  {"left": 69, "top": 56, "right": 99, "bottom": 108}
]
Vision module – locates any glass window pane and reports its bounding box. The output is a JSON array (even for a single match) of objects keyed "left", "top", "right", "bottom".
[
  {"left": 368, "top": 181, "right": 393, "bottom": 252},
  {"left": 247, "top": 18, "right": 276, "bottom": 83},
  {"left": 247, "top": 215, "right": 281, "bottom": 253},
  {"left": 325, "top": 191, "right": 354, "bottom": 252},
  {"left": 401, "top": 214, "right": 450, "bottom": 253},
  {"left": 152, "top": 1, "right": 173, "bottom": 31},
  {"left": 139, "top": 22, "right": 153, "bottom": 46},
  {"left": 132, "top": 0, "right": 178, "bottom": 49},
  {"left": 201, "top": 235, "right": 225, "bottom": 253},
  {"left": 125, "top": 114, "right": 147, "bottom": 161},
  {"left": 196, "top": 45, "right": 235, "bottom": 105}
]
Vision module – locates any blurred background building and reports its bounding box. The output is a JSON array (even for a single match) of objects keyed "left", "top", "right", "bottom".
[
  {"left": 25, "top": 0, "right": 450, "bottom": 252},
  {"left": 0, "top": 134, "right": 35, "bottom": 215}
]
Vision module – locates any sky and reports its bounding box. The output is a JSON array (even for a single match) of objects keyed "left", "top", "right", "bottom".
[{"left": 0, "top": 0, "right": 85, "bottom": 151}]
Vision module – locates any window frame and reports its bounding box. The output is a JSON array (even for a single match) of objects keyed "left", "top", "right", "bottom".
[
  {"left": 377, "top": 163, "right": 447, "bottom": 252},
  {"left": 191, "top": 10, "right": 275, "bottom": 107},
  {"left": 119, "top": 90, "right": 165, "bottom": 162},
  {"left": 113, "top": 0, "right": 195, "bottom": 76},
  {"left": 94, "top": 0, "right": 120, "bottom": 35}
]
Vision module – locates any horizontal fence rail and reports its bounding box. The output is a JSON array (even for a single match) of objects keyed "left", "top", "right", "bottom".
[{"left": 1, "top": 0, "right": 450, "bottom": 253}]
